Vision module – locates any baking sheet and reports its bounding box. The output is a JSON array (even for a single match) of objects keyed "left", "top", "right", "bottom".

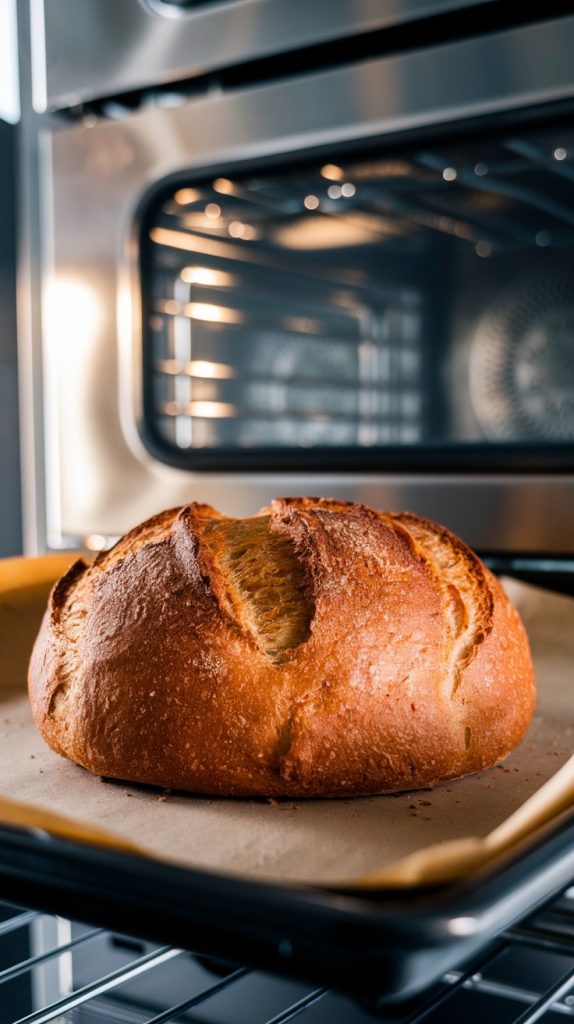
[{"left": 0, "top": 566, "right": 572, "bottom": 888}]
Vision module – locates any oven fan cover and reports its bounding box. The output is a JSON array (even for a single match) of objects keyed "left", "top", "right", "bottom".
[{"left": 470, "top": 260, "right": 574, "bottom": 441}]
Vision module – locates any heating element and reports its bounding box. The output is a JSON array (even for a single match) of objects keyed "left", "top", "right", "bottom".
[{"left": 1, "top": 886, "right": 574, "bottom": 1023}]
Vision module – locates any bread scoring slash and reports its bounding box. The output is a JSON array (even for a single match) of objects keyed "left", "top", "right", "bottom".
[{"left": 28, "top": 498, "right": 536, "bottom": 797}]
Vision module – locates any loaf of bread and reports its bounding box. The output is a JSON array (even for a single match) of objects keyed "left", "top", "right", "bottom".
[{"left": 28, "top": 499, "right": 535, "bottom": 797}]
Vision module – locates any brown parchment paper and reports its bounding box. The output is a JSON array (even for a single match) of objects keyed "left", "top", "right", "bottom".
[{"left": 0, "top": 561, "right": 572, "bottom": 889}]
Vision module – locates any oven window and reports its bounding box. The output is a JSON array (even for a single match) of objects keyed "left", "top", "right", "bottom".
[{"left": 139, "top": 121, "right": 574, "bottom": 470}]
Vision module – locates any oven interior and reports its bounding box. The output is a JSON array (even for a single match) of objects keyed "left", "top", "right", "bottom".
[{"left": 140, "top": 116, "right": 574, "bottom": 471}]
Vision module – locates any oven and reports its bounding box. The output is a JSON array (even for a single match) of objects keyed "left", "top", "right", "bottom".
[
  {"left": 17, "top": 1, "right": 574, "bottom": 556},
  {"left": 10, "top": 2, "right": 574, "bottom": 1022}
]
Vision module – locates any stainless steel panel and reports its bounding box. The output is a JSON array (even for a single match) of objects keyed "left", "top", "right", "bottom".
[
  {"left": 42, "top": 17, "right": 574, "bottom": 550},
  {"left": 34, "top": 0, "right": 494, "bottom": 112}
]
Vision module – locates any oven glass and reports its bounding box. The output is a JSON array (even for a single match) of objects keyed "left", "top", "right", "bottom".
[{"left": 139, "top": 120, "right": 574, "bottom": 469}]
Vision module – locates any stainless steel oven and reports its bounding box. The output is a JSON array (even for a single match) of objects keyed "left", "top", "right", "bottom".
[{"left": 17, "top": 1, "right": 574, "bottom": 554}]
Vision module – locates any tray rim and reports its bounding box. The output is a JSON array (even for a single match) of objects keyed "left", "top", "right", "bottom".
[{"left": 0, "top": 807, "right": 571, "bottom": 1003}]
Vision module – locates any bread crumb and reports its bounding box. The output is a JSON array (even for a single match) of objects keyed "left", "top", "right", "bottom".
[
  {"left": 409, "top": 803, "right": 417, "bottom": 809},
  {"left": 266, "top": 797, "right": 278, "bottom": 807},
  {"left": 158, "top": 788, "right": 171, "bottom": 802},
  {"left": 419, "top": 800, "right": 432, "bottom": 806},
  {"left": 30, "top": 755, "right": 35, "bottom": 759}
]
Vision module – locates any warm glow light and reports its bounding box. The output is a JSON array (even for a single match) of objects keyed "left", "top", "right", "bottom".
[
  {"left": 150, "top": 227, "right": 193, "bottom": 251},
  {"left": 189, "top": 401, "right": 236, "bottom": 418},
  {"left": 180, "top": 267, "right": 236, "bottom": 287},
  {"left": 84, "top": 534, "right": 109, "bottom": 552},
  {"left": 43, "top": 276, "right": 104, "bottom": 519},
  {"left": 228, "top": 220, "right": 245, "bottom": 238},
  {"left": 442, "top": 167, "right": 457, "bottom": 181},
  {"left": 174, "top": 188, "right": 202, "bottom": 205},
  {"left": 204, "top": 202, "right": 221, "bottom": 220},
  {"left": 212, "top": 177, "right": 235, "bottom": 194},
  {"left": 304, "top": 195, "right": 320, "bottom": 210},
  {"left": 158, "top": 358, "right": 235, "bottom": 379},
  {"left": 160, "top": 299, "right": 181, "bottom": 315},
  {"left": 226, "top": 221, "right": 257, "bottom": 240},
  {"left": 150, "top": 226, "right": 255, "bottom": 255},
  {"left": 341, "top": 182, "right": 356, "bottom": 198},
  {"left": 45, "top": 278, "right": 102, "bottom": 352},
  {"left": 273, "top": 214, "right": 402, "bottom": 249},
  {"left": 190, "top": 359, "right": 235, "bottom": 379},
  {"left": 184, "top": 302, "right": 244, "bottom": 324},
  {"left": 321, "top": 164, "right": 344, "bottom": 181}
]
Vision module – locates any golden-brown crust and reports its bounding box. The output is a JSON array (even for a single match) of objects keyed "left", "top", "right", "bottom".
[{"left": 28, "top": 500, "right": 536, "bottom": 796}]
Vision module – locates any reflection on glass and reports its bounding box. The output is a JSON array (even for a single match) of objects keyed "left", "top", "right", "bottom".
[{"left": 143, "top": 121, "right": 574, "bottom": 454}]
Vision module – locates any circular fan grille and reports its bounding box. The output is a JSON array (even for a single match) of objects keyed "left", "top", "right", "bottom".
[{"left": 470, "top": 261, "right": 574, "bottom": 441}]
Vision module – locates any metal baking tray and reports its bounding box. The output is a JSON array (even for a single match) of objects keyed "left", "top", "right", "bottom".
[{"left": 0, "top": 807, "right": 572, "bottom": 1011}]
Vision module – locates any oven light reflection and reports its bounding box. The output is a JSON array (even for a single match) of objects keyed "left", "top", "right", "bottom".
[
  {"left": 85, "top": 534, "right": 109, "bottom": 552},
  {"left": 164, "top": 400, "right": 236, "bottom": 418},
  {"left": 185, "top": 302, "right": 244, "bottom": 324},
  {"left": 180, "top": 266, "right": 236, "bottom": 287},
  {"left": 157, "top": 298, "right": 243, "bottom": 323},
  {"left": 228, "top": 221, "right": 258, "bottom": 240},
  {"left": 321, "top": 163, "right": 344, "bottom": 181},
  {"left": 212, "top": 177, "right": 236, "bottom": 195},
  {"left": 173, "top": 188, "right": 202, "bottom": 205},
  {"left": 204, "top": 202, "right": 221, "bottom": 220},
  {"left": 44, "top": 276, "right": 104, "bottom": 518},
  {"left": 45, "top": 278, "right": 102, "bottom": 351},
  {"left": 158, "top": 358, "right": 235, "bottom": 379},
  {"left": 150, "top": 227, "right": 194, "bottom": 251}
]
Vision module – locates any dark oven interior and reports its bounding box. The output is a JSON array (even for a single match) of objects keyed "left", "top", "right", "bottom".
[{"left": 140, "top": 115, "right": 574, "bottom": 472}]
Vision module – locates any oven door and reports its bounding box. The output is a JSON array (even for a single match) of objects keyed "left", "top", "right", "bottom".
[
  {"left": 37, "top": 13, "right": 574, "bottom": 550},
  {"left": 33, "top": 0, "right": 492, "bottom": 112}
]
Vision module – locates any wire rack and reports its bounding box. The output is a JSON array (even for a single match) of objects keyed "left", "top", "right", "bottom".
[{"left": 1, "top": 885, "right": 573, "bottom": 1024}]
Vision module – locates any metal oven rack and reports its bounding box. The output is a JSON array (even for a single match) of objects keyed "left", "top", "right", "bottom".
[{"left": 1, "top": 885, "right": 574, "bottom": 1024}]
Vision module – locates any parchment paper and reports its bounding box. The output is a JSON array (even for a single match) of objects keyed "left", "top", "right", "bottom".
[{"left": 0, "top": 562, "right": 572, "bottom": 888}]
